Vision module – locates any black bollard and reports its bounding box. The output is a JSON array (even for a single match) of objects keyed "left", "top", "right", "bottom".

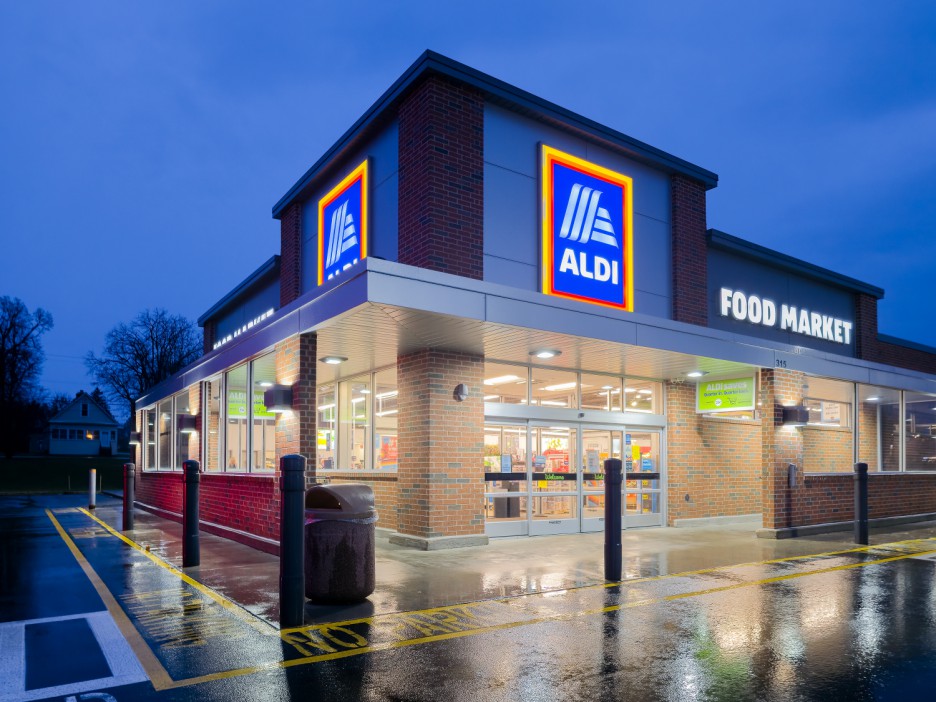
[
  {"left": 183, "top": 460, "right": 201, "bottom": 567},
  {"left": 604, "top": 458, "right": 623, "bottom": 581},
  {"left": 854, "top": 462, "right": 869, "bottom": 545},
  {"left": 279, "top": 454, "right": 307, "bottom": 629},
  {"left": 123, "top": 463, "right": 136, "bottom": 531}
]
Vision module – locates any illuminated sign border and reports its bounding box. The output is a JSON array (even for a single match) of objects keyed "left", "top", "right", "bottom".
[
  {"left": 540, "top": 145, "right": 634, "bottom": 311},
  {"left": 317, "top": 160, "right": 369, "bottom": 286}
]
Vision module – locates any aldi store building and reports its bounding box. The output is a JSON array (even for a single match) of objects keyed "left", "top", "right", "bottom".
[{"left": 132, "top": 52, "right": 936, "bottom": 552}]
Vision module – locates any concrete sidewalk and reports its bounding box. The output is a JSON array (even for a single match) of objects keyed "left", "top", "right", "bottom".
[{"left": 89, "top": 497, "right": 936, "bottom": 628}]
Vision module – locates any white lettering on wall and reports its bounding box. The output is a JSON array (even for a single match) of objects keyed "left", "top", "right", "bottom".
[
  {"left": 212, "top": 308, "right": 275, "bottom": 351},
  {"left": 719, "top": 288, "right": 852, "bottom": 345}
]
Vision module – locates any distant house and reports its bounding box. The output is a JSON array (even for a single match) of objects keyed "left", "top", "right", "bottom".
[{"left": 49, "top": 392, "right": 119, "bottom": 456}]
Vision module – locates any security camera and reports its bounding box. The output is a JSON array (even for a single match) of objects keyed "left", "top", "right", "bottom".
[{"left": 453, "top": 383, "right": 469, "bottom": 402}]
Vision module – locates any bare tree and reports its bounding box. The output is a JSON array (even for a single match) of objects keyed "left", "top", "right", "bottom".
[
  {"left": 86, "top": 309, "right": 201, "bottom": 421},
  {"left": 0, "top": 296, "right": 53, "bottom": 457}
]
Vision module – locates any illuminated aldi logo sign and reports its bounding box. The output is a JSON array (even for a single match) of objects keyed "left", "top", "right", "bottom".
[
  {"left": 317, "top": 160, "right": 368, "bottom": 285},
  {"left": 541, "top": 146, "right": 633, "bottom": 311}
]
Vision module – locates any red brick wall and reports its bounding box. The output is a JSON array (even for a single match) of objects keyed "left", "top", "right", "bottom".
[
  {"left": 671, "top": 174, "right": 708, "bottom": 325},
  {"left": 136, "top": 471, "right": 183, "bottom": 515},
  {"left": 856, "top": 292, "right": 936, "bottom": 374},
  {"left": 396, "top": 349, "right": 484, "bottom": 538},
  {"left": 200, "top": 473, "right": 278, "bottom": 541},
  {"left": 202, "top": 320, "right": 216, "bottom": 355},
  {"left": 324, "top": 472, "right": 399, "bottom": 532},
  {"left": 761, "top": 368, "right": 806, "bottom": 529},
  {"left": 802, "top": 426, "right": 853, "bottom": 473},
  {"left": 398, "top": 75, "right": 483, "bottom": 279},
  {"left": 665, "top": 382, "right": 762, "bottom": 521},
  {"left": 783, "top": 473, "right": 936, "bottom": 527},
  {"left": 275, "top": 333, "right": 317, "bottom": 489},
  {"left": 280, "top": 201, "right": 302, "bottom": 307}
]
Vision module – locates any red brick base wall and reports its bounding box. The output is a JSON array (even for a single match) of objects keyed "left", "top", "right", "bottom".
[
  {"left": 783, "top": 473, "right": 936, "bottom": 527},
  {"left": 666, "top": 382, "right": 762, "bottom": 522}
]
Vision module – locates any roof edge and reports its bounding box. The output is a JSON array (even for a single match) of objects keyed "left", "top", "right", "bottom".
[
  {"left": 197, "top": 255, "right": 281, "bottom": 326},
  {"left": 878, "top": 333, "right": 936, "bottom": 356},
  {"left": 272, "top": 50, "right": 718, "bottom": 218},
  {"left": 707, "top": 229, "right": 885, "bottom": 299}
]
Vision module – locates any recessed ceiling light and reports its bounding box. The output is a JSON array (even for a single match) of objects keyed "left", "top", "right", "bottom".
[
  {"left": 543, "top": 382, "right": 577, "bottom": 392},
  {"left": 320, "top": 356, "right": 348, "bottom": 365},
  {"left": 259, "top": 381, "right": 273, "bottom": 387},
  {"left": 484, "top": 375, "right": 522, "bottom": 386},
  {"left": 530, "top": 349, "right": 561, "bottom": 359},
  {"left": 685, "top": 371, "right": 707, "bottom": 378},
  {"left": 867, "top": 396, "right": 880, "bottom": 402}
]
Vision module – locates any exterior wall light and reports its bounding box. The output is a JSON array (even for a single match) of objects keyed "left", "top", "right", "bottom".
[
  {"left": 128, "top": 432, "right": 141, "bottom": 445},
  {"left": 781, "top": 405, "right": 809, "bottom": 426},
  {"left": 530, "top": 349, "right": 561, "bottom": 360},
  {"left": 320, "top": 356, "right": 348, "bottom": 365},
  {"left": 264, "top": 384, "right": 294, "bottom": 413},
  {"left": 178, "top": 415, "right": 198, "bottom": 434}
]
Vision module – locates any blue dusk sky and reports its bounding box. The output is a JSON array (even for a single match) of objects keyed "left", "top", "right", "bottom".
[{"left": 1, "top": 2, "right": 934, "bottom": 399}]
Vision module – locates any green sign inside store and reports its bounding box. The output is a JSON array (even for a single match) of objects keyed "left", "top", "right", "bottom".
[{"left": 696, "top": 376, "right": 756, "bottom": 413}]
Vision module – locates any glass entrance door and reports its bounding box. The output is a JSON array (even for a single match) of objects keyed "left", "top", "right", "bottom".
[
  {"left": 580, "top": 427, "right": 625, "bottom": 532},
  {"left": 529, "top": 424, "right": 579, "bottom": 535},
  {"left": 625, "top": 431, "right": 663, "bottom": 527},
  {"left": 483, "top": 422, "right": 665, "bottom": 536}
]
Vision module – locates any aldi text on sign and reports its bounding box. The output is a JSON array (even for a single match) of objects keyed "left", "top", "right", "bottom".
[
  {"left": 317, "top": 160, "right": 368, "bottom": 285},
  {"left": 541, "top": 146, "right": 634, "bottom": 311}
]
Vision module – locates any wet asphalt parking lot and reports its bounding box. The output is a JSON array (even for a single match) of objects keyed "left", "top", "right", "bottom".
[{"left": 6, "top": 494, "right": 936, "bottom": 700}]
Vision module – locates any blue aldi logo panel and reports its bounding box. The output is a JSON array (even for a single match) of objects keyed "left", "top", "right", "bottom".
[
  {"left": 317, "top": 160, "right": 369, "bottom": 285},
  {"left": 541, "top": 146, "right": 633, "bottom": 311}
]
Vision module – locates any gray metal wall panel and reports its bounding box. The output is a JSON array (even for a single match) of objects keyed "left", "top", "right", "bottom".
[
  {"left": 368, "top": 276, "right": 487, "bottom": 320},
  {"left": 214, "top": 278, "right": 280, "bottom": 339},
  {"left": 483, "top": 103, "right": 672, "bottom": 316},
  {"left": 300, "top": 120, "right": 399, "bottom": 295},
  {"left": 484, "top": 254, "right": 538, "bottom": 291},
  {"left": 636, "top": 325, "right": 775, "bottom": 368},
  {"left": 708, "top": 248, "right": 857, "bottom": 356},
  {"left": 484, "top": 296, "right": 639, "bottom": 346}
]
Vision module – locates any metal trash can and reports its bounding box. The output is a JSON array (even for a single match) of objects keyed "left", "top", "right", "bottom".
[{"left": 304, "top": 484, "right": 378, "bottom": 603}]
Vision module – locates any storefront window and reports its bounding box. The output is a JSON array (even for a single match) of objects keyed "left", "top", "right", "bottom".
[
  {"left": 338, "top": 375, "right": 371, "bottom": 470},
  {"left": 145, "top": 408, "right": 156, "bottom": 470},
  {"left": 857, "top": 385, "right": 899, "bottom": 472},
  {"left": 374, "top": 368, "right": 398, "bottom": 471},
  {"left": 251, "top": 354, "right": 276, "bottom": 472},
  {"left": 905, "top": 391, "right": 936, "bottom": 472},
  {"left": 530, "top": 367, "right": 577, "bottom": 408},
  {"left": 204, "top": 377, "right": 222, "bottom": 472},
  {"left": 483, "top": 362, "right": 528, "bottom": 404},
  {"left": 157, "top": 399, "right": 172, "bottom": 469},
  {"left": 581, "top": 374, "right": 623, "bottom": 412},
  {"left": 623, "top": 379, "right": 662, "bottom": 414},
  {"left": 226, "top": 364, "right": 249, "bottom": 471},
  {"left": 317, "top": 384, "right": 336, "bottom": 471},
  {"left": 174, "top": 390, "right": 196, "bottom": 470},
  {"left": 802, "top": 377, "right": 853, "bottom": 473},
  {"left": 483, "top": 424, "right": 528, "bottom": 522}
]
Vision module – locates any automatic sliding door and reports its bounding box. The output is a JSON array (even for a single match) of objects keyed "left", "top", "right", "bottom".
[
  {"left": 581, "top": 428, "right": 624, "bottom": 532},
  {"left": 625, "top": 432, "right": 663, "bottom": 527},
  {"left": 483, "top": 423, "right": 529, "bottom": 536},
  {"left": 530, "top": 424, "right": 579, "bottom": 535}
]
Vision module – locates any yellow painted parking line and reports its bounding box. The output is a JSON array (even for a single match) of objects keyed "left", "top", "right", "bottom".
[
  {"left": 46, "top": 509, "right": 174, "bottom": 691},
  {"left": 162, "top": 540, "right": 936, "bottom": 689},
  {"left": 77, "top": 507, "right": 274, "bottom": 636}
]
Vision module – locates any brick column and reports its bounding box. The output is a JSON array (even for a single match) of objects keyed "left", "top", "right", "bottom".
[
  {"left": 671, "top": 174, "right": 708, "bottom": 325},
  {"left": 275, "top": 333, "right": 317, "bottom": 489},
  {"left": 392, "top": 349, "right": 487, "bottom": 549},
  {"left": 202, "top": 320, "right": 217, "bottom": 355},
  {"left": 280, "top": 201, "right": 302, "bottom": 307},
  {"left": 398, "top": 75, "right": 484, "bottom": 279},
  {"left": 760, "top": 368, "right": 805, "bottom": 530}
]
